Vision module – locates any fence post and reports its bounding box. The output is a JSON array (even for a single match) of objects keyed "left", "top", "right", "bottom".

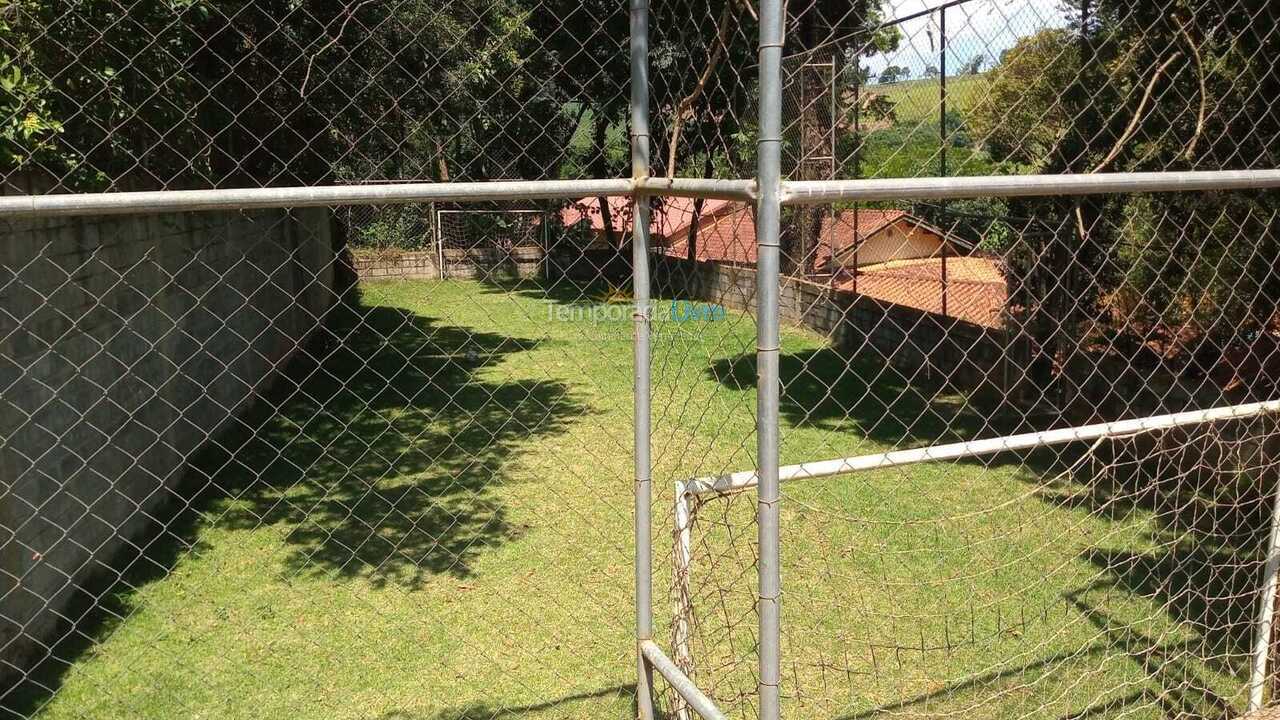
[
  {"left": 630, "top": 0, "right": 657, "bottom": 718},
  {"left": 939, "top": 5, "right": 947, "bottom": 179},
  {"left": 756, "top": 0, "right": 785, "bottom": 718},
  {"left": 1250, "top": 460, "right": 1280, "bottom": 713}
]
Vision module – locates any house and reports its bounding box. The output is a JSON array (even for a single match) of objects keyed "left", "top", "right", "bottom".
[
  {"left": 660, "top": 201, "right": 757, "bottom": 264},
  {"left": 559, "top": 197, "right": 1007, "bottom": 328},
  {"left": 815, "top": 209, "right": 973, "bottom": 272},
  {"left": 664, "top": 202, "right": 1007, "bottom": 328}
]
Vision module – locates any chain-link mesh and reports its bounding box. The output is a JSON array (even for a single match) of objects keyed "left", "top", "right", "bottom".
[{"left": 3, "top": 0, "right": 1280, "bottom": 719}]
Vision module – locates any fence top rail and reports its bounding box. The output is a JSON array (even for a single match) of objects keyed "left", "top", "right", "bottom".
[
  {"left": 781, "top": 169, "right": 1280, "bottom": 204},
  {"left": 5, "top": 170, "right": 1280, "bottom": 219},
  {"left": 0, "top": 179, "right": 636, "bottom": 218}
]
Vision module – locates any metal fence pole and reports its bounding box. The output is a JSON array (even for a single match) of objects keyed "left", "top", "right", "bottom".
[
  {"left": 756, "top": 0, "right": 785, "bottom": 718},
  {"left": 630, "top": 0, "right": 657, "bottom": 718}
]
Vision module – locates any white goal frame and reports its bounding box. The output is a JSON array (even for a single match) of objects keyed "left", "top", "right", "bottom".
[
  {"left": 672, "top": 399, "right": 1280, "bottom": 715},
  {"left": 433, "top": 207, "right": 550, "bottom": 280}
]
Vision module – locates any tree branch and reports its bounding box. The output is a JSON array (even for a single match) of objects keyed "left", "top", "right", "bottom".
[
  {"left": 1090, "top": 51, "right": 1182, "bottom": 174},
  {"left": 301, "top": 0, "right": 377, "bottom": 97},
  {"left": 666, "top": 1, "right": 738, "bottom": 177},
  {"left": 1177, "top": 20, "right": 1207, "bottom": 162}
]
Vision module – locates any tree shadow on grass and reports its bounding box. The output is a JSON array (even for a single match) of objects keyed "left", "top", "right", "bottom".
[
  {"left": 705, "top": 346, "right": 1017, "bottom": 448},
  {"left": 708, "top": 342, "right": 1275, "bottom": 719},
  {"left": 196, "top": 298, "right": 587, "bottom": 587},
  {"left": 475, "top": 273, "right": 620, "bottom": 309},
  {"left": 2, "top": 294, "right": 589, "bottom": 715}
]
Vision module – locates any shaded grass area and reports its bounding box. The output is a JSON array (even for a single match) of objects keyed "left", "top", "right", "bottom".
[{"left": 15, "top": 277, "right": 1271, "bottom": 720}]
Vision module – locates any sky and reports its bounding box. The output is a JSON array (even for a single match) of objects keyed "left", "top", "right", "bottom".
[{"left": 858, "top": 0, "right": 1070, "bottom": 81}]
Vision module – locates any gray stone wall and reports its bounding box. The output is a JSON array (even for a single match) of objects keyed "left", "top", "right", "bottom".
[
  {"left": 654, "top": 256, "right": 1026, "bottom": 393},
  {"left": 352, "top": 247, "right": 546, "bottom": 281},
  {"left": 0, "top": 206, "right": 336, "bottom": 678}
]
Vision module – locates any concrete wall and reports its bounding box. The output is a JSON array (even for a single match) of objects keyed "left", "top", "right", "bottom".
[
  {"left": 352, "top": 246, "right": 632, "bottom": 285},
  {"left": 654, "top": 255, "right": 1026, "bottom": 393},
  {"left": 0, "top": 206, "right": 336, "bottom": 678}
]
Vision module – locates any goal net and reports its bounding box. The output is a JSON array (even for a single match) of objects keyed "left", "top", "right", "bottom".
[
  {"left": 436, "top": 208, "right": 548, "bottom": 280},
  {"left": 670, "top": 410, "right": 1280, "bottom": 719}
]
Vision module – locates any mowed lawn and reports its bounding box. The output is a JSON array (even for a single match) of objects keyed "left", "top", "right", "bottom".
[{"left": 25, "top": 278, "right": 1255, "bottom": 719}]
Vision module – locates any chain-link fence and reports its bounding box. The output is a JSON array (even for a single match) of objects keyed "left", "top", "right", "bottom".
[{"left": 3, "top": 1, "right": 1280, "bottom": 720}]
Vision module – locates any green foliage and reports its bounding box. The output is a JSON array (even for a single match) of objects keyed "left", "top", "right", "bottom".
[
  {"left": 1111, "top": 194, "right": 1280, "bottom": 344},
  {"left": 878, "top": 65, "right": 912, "bottom": 84},
  {"left": 2, "top": 0, "right": 211, "bottom": 188},
  {"left": 969, "top": 29, "right": 1079, "bottom": 169},
  {"left": 354, "top": 208, "right": 434, "bottom": 251},
  {"left": 2, "top": 0, "right": 610, "bottom": 188}
]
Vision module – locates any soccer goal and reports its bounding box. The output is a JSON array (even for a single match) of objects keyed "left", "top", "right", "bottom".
[
  {"left": 668, "top": 401, "right": 1280, "bottom": 720},
  {"left": 435, "top": 208, "right": 549, "bottom": 280}
]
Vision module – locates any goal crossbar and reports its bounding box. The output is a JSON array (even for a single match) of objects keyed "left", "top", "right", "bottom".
[{"left": 681, "top": 399, "right": 1280, "bottom": 498}]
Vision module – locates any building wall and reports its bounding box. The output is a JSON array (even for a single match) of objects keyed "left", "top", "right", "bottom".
[
  {"left": 0, "top": 205, "right": 336, "bottom": 679},
  {"left": 351, "top": 247, "right": 547, "bottom": 281},
  {"left": 835, "top": 223, "right": 945, "bottom": 269}
]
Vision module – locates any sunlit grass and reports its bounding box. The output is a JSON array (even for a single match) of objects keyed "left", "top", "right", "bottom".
[{"left": 25, "top": 278, "right": 1255, "bottom": 720}]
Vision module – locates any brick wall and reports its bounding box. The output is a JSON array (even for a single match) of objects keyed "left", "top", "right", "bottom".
[{"left": 0, "top": 205, "right": 337, "bottom": 679}]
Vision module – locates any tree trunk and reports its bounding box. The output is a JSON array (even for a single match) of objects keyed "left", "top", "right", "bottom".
[
  {"left": 592, "top": 109, "right": 620, "bottom": 249},
  {"left": 686, "top": 155, "right": 715, "bottom": 262}
]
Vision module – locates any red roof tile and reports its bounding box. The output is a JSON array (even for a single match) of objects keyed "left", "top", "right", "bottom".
[
  {"left": 835, "top": 257, "right": 1007, "bottom": 328},
  {"left": 560, "top": 195, "right": 735, "bottom": 239}
]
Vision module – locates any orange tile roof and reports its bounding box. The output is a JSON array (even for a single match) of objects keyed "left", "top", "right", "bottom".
[
  {"left": 835, "top": 256, "right": 1007, "bottom": 329},
  {"left": 663, "top": 203, "right": 757, "bottom": 264},
  {"left": 560, "top": 195, "right": 736, "bottom": 239}
]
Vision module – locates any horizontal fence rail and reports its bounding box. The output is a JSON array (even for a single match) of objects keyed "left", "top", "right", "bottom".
[
  {"left": 0, "top": 179, "right": 635, "bottom": 217},
  {"left": 781, "top": 169, "right": 1280, "bottom": 204},
  {"left": 8, "top": 170, "right": 1280, "bottom": 219}
]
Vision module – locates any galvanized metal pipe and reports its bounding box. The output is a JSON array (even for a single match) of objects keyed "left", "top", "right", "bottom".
[
  {"left": 673, "top": 481, "right": 696, "bottom": 720},
  {"left": 633, "top": 177, "right": 756, "bottom": 200},
  {"left": 781, "top": 169, "right": 1280, "bottom": 204},
  {"left": 755, "top": 0, "right": 785, "bottom": 717},
  {"left": 639, "top": 640, "right": 729, "bottom": 720},
  {"left": 0, "top": 178, "right": 636, "bottom": 218},
  {"left": 9, "top": 170, "right": 1280, "bottom": 219},
  {"left": 684, "top": 400, "right": 1280, "bottom": 497},
  {"left": 630, "top": 1, "right": 657, "bottom": 718},
  {"left": 1251, "top": 452, "right": 1280, "bottom": 712}
]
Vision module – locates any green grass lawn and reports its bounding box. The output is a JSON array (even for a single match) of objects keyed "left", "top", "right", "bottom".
[
  {"left": 21, "top": 278, "right": 1259, "bottom": 720},
  {"left": 875, "top": 74, "right": 987, "bottom": 126}
]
